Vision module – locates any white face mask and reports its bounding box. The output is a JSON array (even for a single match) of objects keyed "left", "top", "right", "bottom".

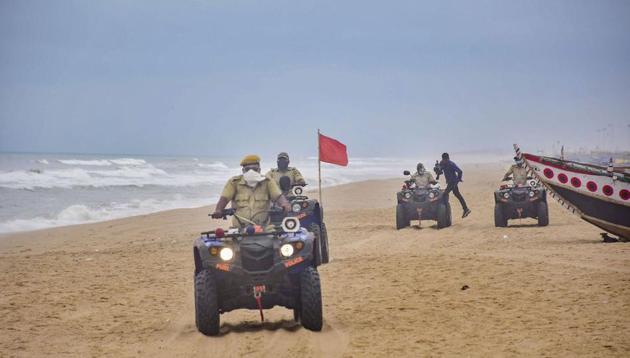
[{"left": 243, "top": 169, "right": 265, "bottom": 187}]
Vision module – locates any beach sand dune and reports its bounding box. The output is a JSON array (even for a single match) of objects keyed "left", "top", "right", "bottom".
[{"left": 1, "top": 164, "right": 629, "bottom": 357}]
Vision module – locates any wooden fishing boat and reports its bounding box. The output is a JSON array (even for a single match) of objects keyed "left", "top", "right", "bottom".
[{"left": 514, "top": 144, "right": 630, "bottom": 240}]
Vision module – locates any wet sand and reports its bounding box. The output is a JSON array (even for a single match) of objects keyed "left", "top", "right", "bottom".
[{"left": 1, "top": 163, "right": 629, "bottom": 357}]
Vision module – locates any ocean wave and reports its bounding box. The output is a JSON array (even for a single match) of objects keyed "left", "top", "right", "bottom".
[
  {"left": 0, "top": 197, "right": 213, "bottom": 233},
  {"left": 57, "top": 158, "right": 147, "bottom": 166},
  {"left": 109, "top": 158, "right": 147, "bottom": 166},
  {"left": 58, "top": 159, "right": 113, "bottom": 166},
  {"left": 197, "top": 161, "right": 229, "bottom": 169},
  {"left": 36, "top": 159, "right": 49, "bottom": 165},
  {"left": 0, "top": 166, "right": 225, "bottom": 190}
]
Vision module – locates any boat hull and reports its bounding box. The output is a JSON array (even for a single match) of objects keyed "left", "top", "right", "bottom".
[{"left": 522, "top": 152, "right": 630, "bottom": 240}]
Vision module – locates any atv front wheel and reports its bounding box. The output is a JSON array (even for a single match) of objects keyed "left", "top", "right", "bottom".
[
  {"left": 437, "top": 203, "right": 449, "bottom": 229},
  {"left": 320, "top": 222, "right": 329, "bottom": 264},
  {"left": 308, "top": 223, "right": 323, "bottom": 266},
  {"left": 293, "top": 306, "right": 300, "bottom": 322},
  {"left": 446, "top": 202, "right": 452, "bottom": 227},
  {"left": 494, "top": 204, "right": 507, "bottom": 227},
  {"left": 537, "top": 201, "right": 549, "bottom": 226},
  {"left": 300, "top": 267, "right": 323, "bottom": 331},
  {"left": 395, "top": 204, "right": 410, "bottom": 229},
  {"left": 194, "top": 270, "right": 220, "bottom": 336}
]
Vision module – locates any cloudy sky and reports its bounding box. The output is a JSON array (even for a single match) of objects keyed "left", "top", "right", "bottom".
[{"left": 1, "top": 0, "right": 629, "bottom": 158}]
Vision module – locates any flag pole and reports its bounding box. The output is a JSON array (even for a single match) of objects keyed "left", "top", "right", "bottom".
[{"left": 318, "top": 128, "right": 323, "bottom": 208}]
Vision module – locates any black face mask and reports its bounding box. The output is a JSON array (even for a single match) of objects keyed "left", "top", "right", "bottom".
[{"left": 277, "top": 159, "right": 289, "bottom": 171}]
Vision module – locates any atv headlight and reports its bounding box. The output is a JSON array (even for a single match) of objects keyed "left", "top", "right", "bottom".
[
  {"left": 528, "top": 190, "right": 536, "bottom": 197},
  {"left": 280, "top": 243, "right": 294, "bottom": 257},
  {"left": 219, "top": 247, "right": 234, "bottom": 261},
  {"left": 292, "top": 203, "right": 302, "bottom": 213},
  {"left": 503, "top": 192, "right": 510, "bottom": 199},
  {"left": 403, "top": 192, "right": 411, "bottom": 199},
  {"left": 428, "top": 192, "right": 436, "bottom": 199}
]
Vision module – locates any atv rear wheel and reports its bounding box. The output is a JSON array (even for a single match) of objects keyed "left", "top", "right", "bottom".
[
  {"left": 194, "top": 270, "right": 220, "bottom": 336},
  {"left": 494, "top": 204, "right": 507, "bottom": 227},
  {"left": 395, "top": 204, "right": 410, "bottom": 229},
  {"left": 320, "top": 222, "right": 329, "bottom": 264},
  {"left": 437, "top": 203, "right": 449, "bottom": 229},
  {"left": 537, "top": 201, "right": 549, "bottom": 226},
  {"left": 300, "top": 267, "right": 323, "bottom": 331},
  {"left": 308, "top": 223, "right": 323, "bottom": 266}
]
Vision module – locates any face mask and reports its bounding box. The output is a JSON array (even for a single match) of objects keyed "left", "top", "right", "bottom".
[
  {"left": 277, "top": 159, "right": 289, "bottom": 171},
  {"left": 417, "top": 165, "right": 425, "bottom": 174},
  {"left": 243, "top": 169, "right": 265, "bottom": 187}
]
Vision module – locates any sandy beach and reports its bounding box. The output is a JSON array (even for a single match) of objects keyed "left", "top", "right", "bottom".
[{"left": 1, "top": 163, "right": 629, "bottom": 357}]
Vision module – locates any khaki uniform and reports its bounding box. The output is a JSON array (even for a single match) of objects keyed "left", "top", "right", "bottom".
[
  {"left": 220, "top": 175, "right": 282, "bottom": 228},
  {"left": 411, "top": 172, "right": 435, "bottom": 188},
  {"left": 266, "top": 167, "right": 305, "bottom": 187},
  {"left": 504, "top": 165, "right": 528, "bottom": 186}
]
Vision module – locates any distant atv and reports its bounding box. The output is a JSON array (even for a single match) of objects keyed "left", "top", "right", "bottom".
[
  {"left": 396, "top": 170, "right": 452, "bottom": 229},
  {"left": 494, "top": 178, "right": 549, "bottom": 227},
  {"left": 193, "top": 209, "right": 322, "bottom": 336},
  {"left": 270, "top": 176, "right": 329, "bottom": 264}
]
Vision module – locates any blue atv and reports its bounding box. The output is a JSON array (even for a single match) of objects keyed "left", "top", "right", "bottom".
[
  {"left": 270, "top": 176, "right": 329, "bottom": 265},
  {"left": 193, "top": 209, "right": 323, "bottom": 336}
]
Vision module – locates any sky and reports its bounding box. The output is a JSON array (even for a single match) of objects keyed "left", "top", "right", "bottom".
[{"left": 1, "top": 0, "right": 629, "bottom": 158}]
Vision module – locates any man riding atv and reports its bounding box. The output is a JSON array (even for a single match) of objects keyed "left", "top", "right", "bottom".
[
  {"left": 211, "top": 154, "right": 290, "bottom": 229},
  {"left": 195, "top": 209, "right": 323, "bottom": 336},
  {"left": 494, "top": 156, "right": 549, "bottom": 227},
  {"left": 502, "top": 156, "right": 528, "bottom": 186},
  {"left": 266, "top": 152, "right": 306, "bottom": 190},
  {"left": 411, "top": 163, "right": 437, "bottom": 188},
  {"left": 396, "top": 163, "right": 452, "bottom": 229}
]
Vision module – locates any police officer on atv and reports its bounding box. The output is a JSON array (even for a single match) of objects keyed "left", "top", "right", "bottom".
[
  {"left": 211, "top": 154, "right": 290, "bottom": 229},
  {"left": 411, "top": 163, "right": 437, "bottom": 189},
  {"left": 266, "top": 152, "right": 306, "bottom": 190},
  {"left": 503, "top": 156, "right": 528, "bottom": 186}
]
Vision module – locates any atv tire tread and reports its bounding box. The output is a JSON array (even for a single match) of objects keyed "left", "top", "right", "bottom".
[
  {"left": 437, "top": 203, "right": 448, "bottom": 229},
  {"left": 494, "top": 204, "right": 507, "bottom": 227},
  {"left": 195, "top": 269, "right": 220, "bottom": 336},
  {"left": 300, "top": 267, "right": 323, "bottom": 331},
  {"left": 308, "top": 223, "right": 323, "bottom": 266},
  {"left": 320, "top": 222, "right": 329, "bottom": 264},
  {"left": 537, "top": 201, "right": 549, "bottom": 227},
  {"left": 395, "top": 204, "right": 409, "bottom": 230}
]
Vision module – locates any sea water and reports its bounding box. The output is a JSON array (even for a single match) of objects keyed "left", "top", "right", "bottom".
[{"left": 0, "top": 152, "right": 507, "bottom": 233}]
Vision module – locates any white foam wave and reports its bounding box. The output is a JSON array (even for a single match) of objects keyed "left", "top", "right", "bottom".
[
  {"left": 57, "top": 158, "right": 147, "bottom": 166},
  {"left": 0, "top": 165, "right": 224, "bottom": 190},
  {"left": 110, "top": 158, "right": 146, "bottom": 166},
  {"left": 0, "top": 197, "right": 213, "bottom": 233},
  {"left": 197, "top": 161, "right": 229, "bottom": 169},
  {"left": 36, "top": 159, "right": 49, "bottom": 165},
  {"left": 58, "top": 159, "right": 112, "bottom": 166}
]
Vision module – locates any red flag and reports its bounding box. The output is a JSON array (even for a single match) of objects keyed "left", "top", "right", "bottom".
[{"left": 319, "top": 133, "right": 348, "bottom": 166}]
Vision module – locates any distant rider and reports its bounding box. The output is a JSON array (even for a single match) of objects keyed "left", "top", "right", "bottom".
[
  {"left": 438, "top": 153, "right": 472, "bottom": 218},
  {"left": 266, "top": 152, "right": 306, "bottom": 188},
  {"left": 211, "top": 155, "right": 290, "bottom": 229},
  {"left": 411, "top": 163, "right": 437, "bottom": 188},
  {"left": 503, "top": 156, "right": 528, "bottom": 186}
]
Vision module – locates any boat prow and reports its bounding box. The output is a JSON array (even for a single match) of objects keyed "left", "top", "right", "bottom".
[{"left": 514, "top": 144, "right": 630, "bottom": 240}]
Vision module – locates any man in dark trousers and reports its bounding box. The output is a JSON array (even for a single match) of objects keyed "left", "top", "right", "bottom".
[{"left": 438, "top": 152, "right": 472, "bottom": 218}]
